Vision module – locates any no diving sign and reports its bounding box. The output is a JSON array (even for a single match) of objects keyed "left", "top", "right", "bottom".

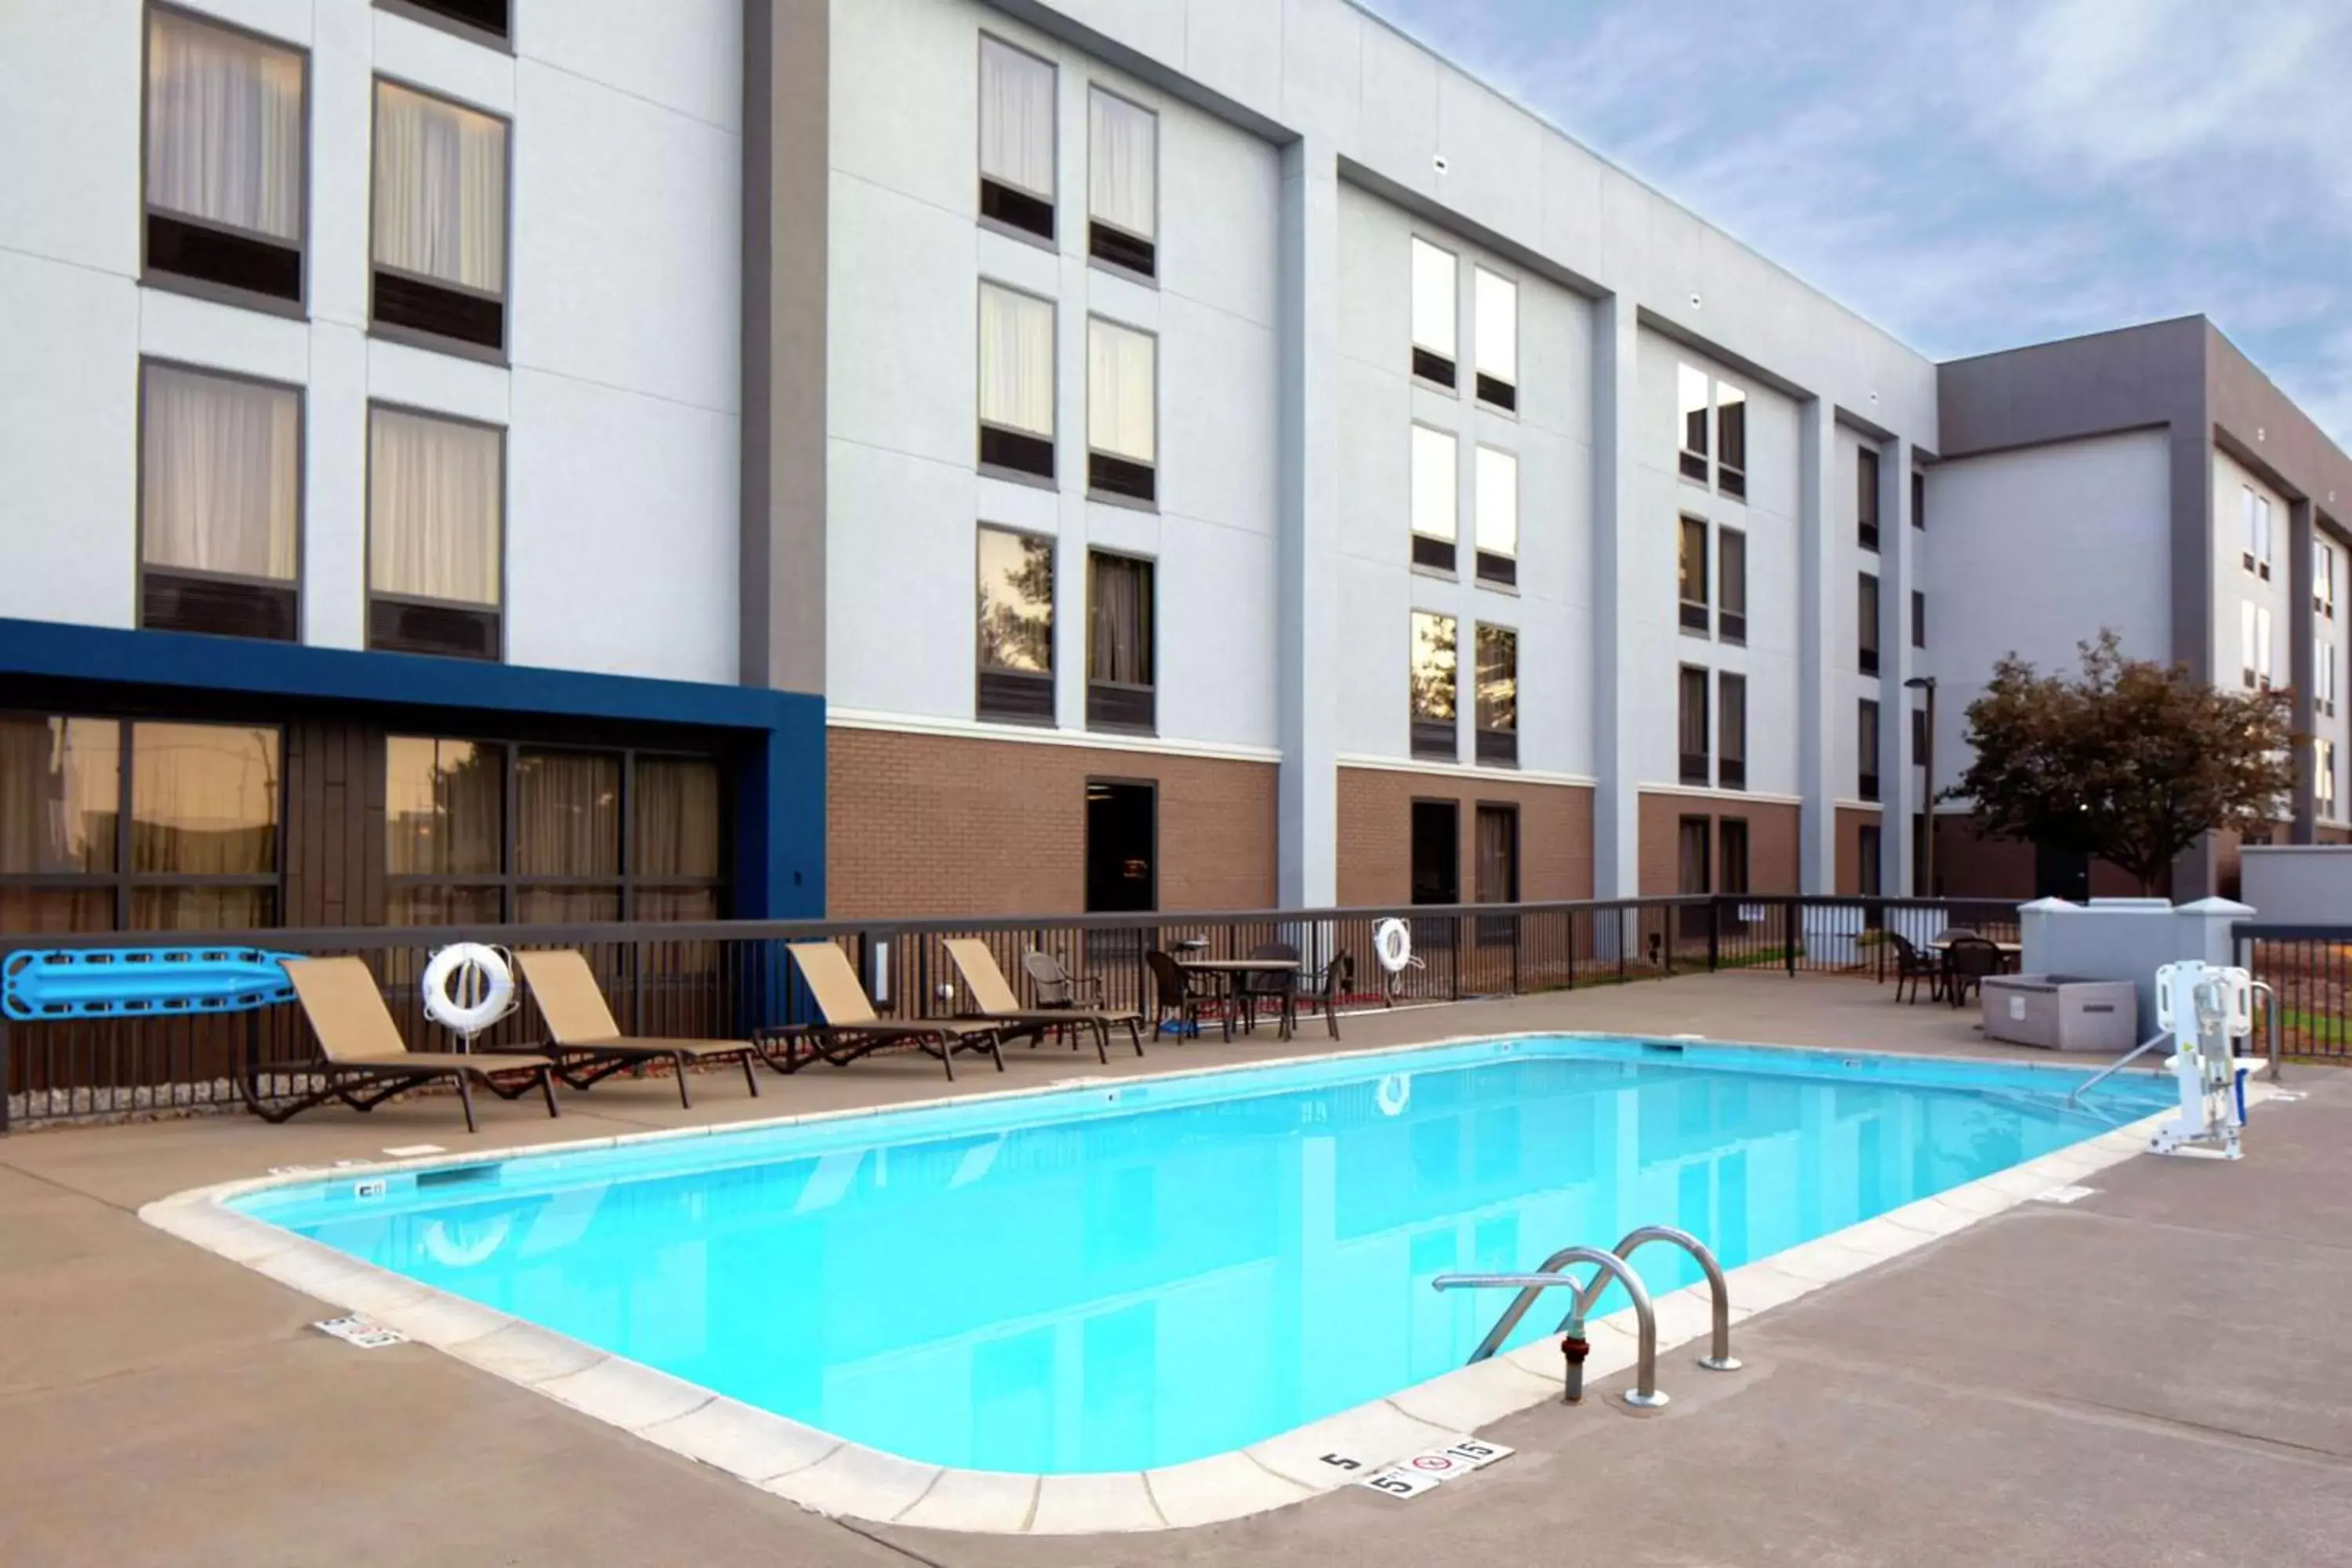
[{"left": 1355, "top": 1436, "right": 1513, "bottom": 1498}]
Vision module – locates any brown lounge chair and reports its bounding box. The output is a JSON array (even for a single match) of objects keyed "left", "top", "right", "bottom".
[
  {"left": 508, "top": 949, "right": 761, "bottom": 1109},
  {"left": 942, "top": 938, "right": 1144, "bottom": 1063},
  {"left": 778, "top": 941, "right": 1006, "bottom": 1080},
  {"left": 253, "top": 956, "right": 559, "bottom": 1134}
]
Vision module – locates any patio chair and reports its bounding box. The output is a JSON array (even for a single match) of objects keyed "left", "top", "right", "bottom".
[
  {"left": 777, "top": 941, "right": 1006, "bottom": 1080},
  {"left": 1145, "top": 949, "right": 1229, "bottom": 1042},
  {"left": 1943, "top": 935, "right": 2007, "bottom": 1010},
  {"left": 1022, "top": 950, "right": 1105, "bottom": 1010},
  {"left": 943, "top": 938, "right": 1144, "bottom": 1063},
  {"left": 1293, "top": 951, "right": 1354, "bottom": 1040},
  {"left": 1235, "top": 941, "right": 1300, "bottom": 1036},
  {"left": 1886, "top": 932, "right": 1944, "bottom": 1005},
  {"left": 254, "top": 956, "right": 559, "bottom": 1134},
  {"left": 506, "top": 949, "right": 760, "bottom": 1109}
]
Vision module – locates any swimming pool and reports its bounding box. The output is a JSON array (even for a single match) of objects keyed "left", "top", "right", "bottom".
[{"left": 234, "top": 1036, "right": 2170, "bottom": 1476}]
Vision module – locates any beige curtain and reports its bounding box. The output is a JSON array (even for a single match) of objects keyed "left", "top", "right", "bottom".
[
  {"left": 0, "top": 717, "right": 119, "bottom": 874},
  {"left": 147, "top": 9, "right": 303, "bottom": 240},
  {"left": 129, "top": 723, "right": 277, "bottom": 876},
  {"left": 633, "top": 757, "right": 720, "bottom": 878},
  {"left": 369, "top": 406, "right": 503, "bottom": 605},
  {"left": 1475, "top": 446, "right": 1516, "bottom": 557},
  {"left": 979, "top": 283, "right": 1054, "bottom": 437},
  {"left": 979, "top": 37, "right": 1055, "bottom": 198},
  {"left": 1410, "top": 238, "right": 1454, "bottom": 357},
  {"left": 142, "top": 365, "right": 299, "bottom": 581},
  {"left": 1410, "top": 425, "right": 1456, "bottom": 542},
  {"left": 1088, "top": 554, "right": 1154, "bottom": 685},
  {"left": 516, "top": 750, "right": 619, "bottom": 878},
  {"left": 1088, "top": 88, "right": 1155, "bottom": 238},
  {"left": 373, "top": 80, "right": 506, "bottom": 294},
  {"left": 1087, "top": 318, "right": 1155, "bottom": 463}
]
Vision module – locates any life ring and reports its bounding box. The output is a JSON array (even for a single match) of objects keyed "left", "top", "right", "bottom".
[
  {"left": 419, "top": 1213, "right": 513, "bottom": 1269},
  {"left": 421, "top": 943, "right": 516, "bottom": 1040},
  {"left": 1374, "top": 918, "right": 1415, "bottom": 975},
  {"left": 1376, "top": 1073, "right": 1411, "bottom": 1117}
]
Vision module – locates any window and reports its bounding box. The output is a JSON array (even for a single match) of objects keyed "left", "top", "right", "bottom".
[
  {"left": 1410, "top": 612, "right": 1459, "bottom": 761},
  {"left": 1912, "top": 704, "right": 1929, "bottom": 762},
  {"left": 978, "top": 36, "right": 1055, "bottom": 241},
  {"left": 1473, "top": 269, "right": 1517, "bottom": 411},
  {"left": 2319, "top": 542, "right": 2339, "bottom": 619},
  {"left": 368, "top": 405, "right": 503, "bottom": 659},
  {"left": 1678, "top": 666, "right": 1710, "bottom": 786},
  {"left": 1911, "top": 589, "right": 1926, "bottom": 648},
  {"left": 976, "top": 526, "right": 1054, "bottom": 724},
  {"left": 2257, "top": 604, "right": 2274, "bottom": 688},
  {"left": 1475, "top": 624, "right": 1517, "bottom": 768},
  {"left": 1719, "top": 672, "right": 1746, "bottom": 789},
  {"left": 1858, "top": 699, "right": 1881, "bottom": 802},
  {"left": 1475, "top": 447, "right": 1518, "bottom": 586},
  {"left": 378, "top": 0, "right": 510, "bottom": 44},
  {"left": 2321, "top": 640, "right": 2338, "bottom": 717},
  {"left": 386, "top": 741, "right": 724, "bottom": 924},
  {"left": 1719, "top": 818, "right": 1750, "bottom": 896},
  {"left": 1719, "top": 528, "right": 1748, "bottom": 644},
  {"left": 1857, "top": 448, "right": 1881, "bottom": 552},
  {"left": 143, "top": 7, "right": 305, "bottom": 306},
  {"left": 372, "top": 80, "right": 507, "bottom": 354},
  {"left": 1410, "top": 424, "right": 1458, "bottom": 573},
  {"left": 1410, "top": 799, "right": 1460, "bottom": 905},
  {"left": 1678, "top": 816, "right": 1711, "bottom": 896},
  {"left": 1474, "top": 804, "right": 1519, "bottom": 904},
  {"left": 1087, "top": 317, "right": 1156, "bottom": 502},
  {"left": 1716, "top": 383, "right": 1746, "bottom": 499},
  {"left": 139, "top": 362, "right": 300, "bottom": 641},
  {"left": 1087, "top": 88, "right": 1156, "bottom": 277},
  {"left": 1410, "top": 238, "right": 1457, "bottom": 388},
  {"left": 2319, "top": 739, "right": 2338, "bottom": 815},
  {"left": 1678, "top": 517, "right": 1710, "bottom": 632},
  {"left": 2241, "top": 487, "right": 2273, "bottom": 579},
  {"left": 1858, "top": 823, "right": 1883, "bottom": 897},
  {"left": 978, "top": 281, "right": 1055, "bottom": 479},
  {"left": 1857, "top": 573, "right": 1881, "bottom": 675},
  {"left": 1912, "top": 470, "right": 1926, "bottom": 531},
  {"left": 0, "top": 715, "right": 279, "bottom": 933},
  {"left": 1087, "top": 552, "right": 1155, "bottom": 732},
  {"left": 1085, "top": 781, "right": 1156, "bottom": 912},
  {"left": 2241, "top": 599, "right": 2259, "bottom": 688},
  {"left": 1677, "top": 365, "right": 1710, "bottom": 483}
]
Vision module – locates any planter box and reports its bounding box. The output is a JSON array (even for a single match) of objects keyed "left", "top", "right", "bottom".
[{"left": 1980, "top": 974, "right": 2139, "bottom": 1053}]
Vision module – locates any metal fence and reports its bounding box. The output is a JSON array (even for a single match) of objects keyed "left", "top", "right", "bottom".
[
  {"left": 2234, "top": 924, "right": 2352, "bottom": 1062},
  {"left": 2, "top": 894, "right": 2031, "bottom": 1132}
]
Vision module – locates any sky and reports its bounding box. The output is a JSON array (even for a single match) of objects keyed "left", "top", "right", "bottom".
[{"left": 1355, "top": 0, "right": 2352, "bottom": 448}]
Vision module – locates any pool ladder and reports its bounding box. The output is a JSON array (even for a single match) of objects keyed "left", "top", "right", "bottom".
[{"left": 1431, "top": 1225, "right": 1740, "bottom": 1410}]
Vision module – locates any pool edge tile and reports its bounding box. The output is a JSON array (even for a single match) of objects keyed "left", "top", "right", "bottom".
[
  {"left": 1386, "top": 1353, "right": 1562, "bottom": 1433},
  {"left": 1242, "top": 1399, "right": 1454, "bottom": 1490},
  {"left": 535, "top": 1353, "right": 710, "bottom": 1431},
  {"left": 891, "top": 1468, "right": 1039, "bottom": 1534},
  {"left": 449, "top": 1320, "right": 605, "bottom": 1386},
  {"left": 1144, "top": 1451, "right": 1316, "bottom": 1530},
  {"left": 760, "top": 1441, "right": 942, "bottom": 1523},
  {"left": 1030, "top": 1472, "right": 1164, "bottom": 1535},
  {"left": 637, "top": 1394, "right": 840, "bottom": 1483}
]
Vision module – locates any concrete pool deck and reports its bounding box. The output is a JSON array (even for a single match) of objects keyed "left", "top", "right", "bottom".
[{"left": 4, "top": 971, "right": 2348, "bottom": 1565}]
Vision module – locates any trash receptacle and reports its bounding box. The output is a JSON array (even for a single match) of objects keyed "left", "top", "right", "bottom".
[{"left": 1981, "top": 974, "right": 2138, "bottom": 1053}]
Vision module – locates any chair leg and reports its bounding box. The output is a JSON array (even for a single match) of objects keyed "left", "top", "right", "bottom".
[
  {"left": 673, "top": 1052, "right": 693, "bottom": 1110},
  {"left": 1125, "top": 1018, "right": 1144, "bottom": 1056},
  {"left": 1326, "top": 993, "right": 1341, "bottom": 1040},
  {"left": 1089, "top": 1019, "right": 1109, "bottom": 1065},
  {"left": 539, "top": 1067, "right": 561, "bottom": 1119},
  {"left": 455, "top": 1072, "right": 478, "bottom": 1134},
  {"left": 742, "top": 1051, "right": 760, "bottom": 1097}
]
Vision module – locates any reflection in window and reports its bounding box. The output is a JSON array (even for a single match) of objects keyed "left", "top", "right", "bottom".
[
  {"left": 1715, "top": 382, "right": 1746, "bottom": 498},
  {"left": 1679, "top": 517, "right": 1709, "bottom": 631},
  {"left": 977, "top": 526, "right": 1055, "bottom": 723},
  {"left": 0, "top": 717, "right": 122, "bottom": 933},
  {"left": 386, "top": 736, "right": 503, "bottom": 926},
  {"left": 1476, "top": 623, "right": 1517, "bottom": 768},
  {"left": 1410, "top": 611, "right": 1457, "bottom": 762},
  {"left": 129, "top": 721, "right": 278, "bottom": 929},
  {"left": 1678, "top": 365, "right": 1710, "bottom": 481}
]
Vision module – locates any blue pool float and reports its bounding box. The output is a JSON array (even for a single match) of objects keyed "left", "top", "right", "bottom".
[{"left": 1, "top": 946, "right": 303, "bottom": 1021}]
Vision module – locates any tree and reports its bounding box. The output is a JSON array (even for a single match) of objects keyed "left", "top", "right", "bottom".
[{"left": 1953, "top": 631, "right": 2297, "bottom": 895}]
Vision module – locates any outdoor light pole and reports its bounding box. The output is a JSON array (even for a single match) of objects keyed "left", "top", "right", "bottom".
[{"left": 1904, "top": 676, "right": 1936, "bottom": 897}]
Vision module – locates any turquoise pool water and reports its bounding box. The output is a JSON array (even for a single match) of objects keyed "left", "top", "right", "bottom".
[{"left": 238, "top": 1038, "right": 2169, "bottom": 1474}]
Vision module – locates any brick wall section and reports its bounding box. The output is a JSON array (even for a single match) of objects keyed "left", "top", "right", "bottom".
[
  {"left": 1934, "top": 814, "right": 2151, "bottom": 899},
  {"left": 826, "top": 727, "right": 1278, "bottom": 917},
  {"left": 1639, "top": 793, "right": 1800, "bottom": 895},
  {"left": 1334, "top": 768, "right": 1594, "bottom": 906},
  {"left": 1834, "top": 805, "right": 1884, "bottom": 895}
]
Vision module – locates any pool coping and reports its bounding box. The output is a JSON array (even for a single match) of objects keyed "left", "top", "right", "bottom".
[{"left": 136, "top": 1029, "right": 2258, "bottom": 1536}]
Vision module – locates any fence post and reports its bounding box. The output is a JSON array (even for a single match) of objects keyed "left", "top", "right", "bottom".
[
  {"left": 1785, "top": 899, "right": 1798, "bottom": 977},
  {"left": 1708, "top": 898, "right": 1721, "bottom": 973},
  {"left": 1566, "top": 909, "right": 1579, "bottom": 991},
  {"left": 0, "top": 1019, "right": 10, "bottom": 1135},
  {"left": 1450, "top": 916, "right": 1462, "bottom": 1000}
]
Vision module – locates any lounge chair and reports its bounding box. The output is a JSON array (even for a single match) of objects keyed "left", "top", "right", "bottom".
[
  {"left": 253, "top": 956, "right": 559, "bottom": 1134},
  {"left": 508, "top": 949, "right": 761, "bottom": 1109},
  {"left": 942, "top": 938, "right": 1144, "bottom": 1064},
  {"left": 777, "top": 941, "right": 1006, "bottom": 1080}
]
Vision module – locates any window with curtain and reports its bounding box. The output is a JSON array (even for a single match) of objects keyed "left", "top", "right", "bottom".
[
  {"left": 1858, "top": 699, "right": 1881, "bottom": 801},
  {"left": 1719, "top": 818, "right": 1750, "bottom": 896},
  {"left": 632, "top": 757, "right": 724, "bottom": 921},
  {"left": 979, "top": 36, "right": 1056, "bottom": 240},
  {"left": 1473, "top": 269, "right": 1517, "bottom": 410},
  {"left": 1475, "top": 623, "right": 1517, "bottom": 768},
  {"left": 1474, "top": 447, "right": 1517, "bottom": 586},
  {"left": 1088, "top": 88, "right": 1156, "bottom": 276},
  {"left": 2320, "top": 640, "right": 2337, "bottom": 717},
  {"left": 1474, "top": 804, "right": 1519, "bottom": 904},
  {"left": 0, "top": 716, "right": 121, "bottom": 933},
  {"left": 1678, "top": 365, "right": 1710, "bottom": 482},
  {"left": 1719, "top": 672, "right": 1747, "bottom": 789},
  {"left": 1087, "top": 318, "right": 1156, "bottom": 502},
  {"left": 145, "top": 7, "right": 305, "bottom": 303},
  {"left": 1715, "top": 383, "right": 1747, "bottom": 498},
  {"left": 384, "top": 736, "right": 503, "bottom": 926},
  {"left": 517, "top": 748, "right": 620, "bottom": 923},
  {"left": 2257, "top": 604, "right": 2274, "bottom": 687},
  {"left": 1679, "top": 666, "right": 1710, "bottom": 785},
  {"left": 1410, "top": 424, "right": 1457, "bottom": 573},
  {"left": 2318, "top": 740, "right": 2337, "bottom": 814},
  {"left": 139, "top": 362, "right": 301, "bottom": 641},
  {"left": 2241, "top": 487, "right": 2259, "bottom": 572},
  {"left": 1410, "top": 238, "right": 1457, "bottom": 387},
  {"left": 2318, "top": 541, "right": 2337, "bottom": 617},
  {"left": 368, "top": 405, "right": 503, "bottom": 659},
  {"left": 1678, "top": 816, "right": 1711, "bottom": 896},
  {"left": 1410, "top": 611, "right": 1457, "bottom": 761},
  {"left": 1719, "top": 527, "right": 1748, "bottom": 643},
  {"left": 1857, "top": 447, "right": 1882, "bottom": 550},
  {"left": 1087, "top": 552, "right": 1155, "bottom": 731},
  {"left": 978, "top": 281, "right": 1055, "bottom": 478},
  {"left": 976, "top": 525, "right": 1055, "bottom": 724},
  {"left": 1678, "top": 517, "right": 1709, "bottom": 631},
  {"left": 2241, "top": 599, "right": 2259, "bottom": 688},
  {"left": 1857, "top": 572, "right": 1880, "bottom": 674},
  {"left": 372, "top": 78, "right": 508, "bottom": 352}
]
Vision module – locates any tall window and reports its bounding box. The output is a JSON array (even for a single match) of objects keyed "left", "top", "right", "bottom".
[
  {"left": 1719, "top": 672, "right": 1747, "bottom": 790},
  {"left": 1858, "top": 699, "right": 1881, "bottom": 802},
  {"left": 1857, "top": 447, "right": 1882, "bottom": 552},
  {"left": 978, "top": 281, "right": 1055, "bottom": 479},
  {"left": 0, "top": 715, "right": 278, "bottom": 933},
  {"left": 1475, "top": 624, "right": 1517, "bottom": 768},
  {"left": 1087, "top": 318, "right": 1156, "bottom": 502},
  {"left": 379, "top": 1, "right": 510, "bottom": 44},
  {"left": 1473, "top": 269, "right": 1517, "bottom": 411},
  {"left": 976, "top": 526, "right": 1054, "bottom": 724},
  {"left": 1678, "top": 517, "right": 1709, "bottom": 632},
  {"left": 144, "top": 7, "right": 305, "bottom": 306},
  {"left": 1911, "top": 589, "right": 1926, "bottom": 648},
  {"left": 1677, "top": 365, "right": 1710, "bottom": 483},
  {"left": 1857, "top": 572, "right": 1881, "bottom": 675},
  {"left": 2241, "top": 600, "right": 2259, "bottom": 688},
  {"left": 1858, "top": 823, "right": 1883, "bottom": 897},
  {"left": 978, "top": 36, "right": 1055, "bottom": 241},
  {"left": 1475, "top": 447, "right": 1518, "bottom": 586},
  {"left": 1715, "top": 383, "right": 1746, "bottom": 499},
  {"left": 139, "top": 362, "right": 300, "bottom": 641},
  {"left": 1719, "top": 818, "right": 1750, "bottom": 896},
  {"left": 1410, "top": 424, "right": 1458, "bottom": 573},
  {"left": 2319, "top": 739, "right": 2338, "bottom": 816},
  {"left": 2320, "top": 639, "right": 2339, "bottom": 718},
  {"left": 372, "top": 80, "right": 508, "bottom": 354},
  {"left": 1410, "top": 612, "right": 1458, "bottom": 762},
  {"left": 368, "top": 405, "right": 503, "bottom": 659},
  {"left": 1475, "top": 804, "right": 1519, "bottom": 904},
  {"left": 2241, "top": 487, "right": 2272, "bottom": 578},
  {"left": 2319, "top": 542, "right": 2339, "bottom": 619},
  {"left": 1410, "top": 238, "right": 1457, "bottom": 388},
  {"left": 1087, "top": 552, "right": 1155, "bottom": 732},
  {"left": 1912, "top": 470, "right": 1926, "bottom": 531},
  {"left": 1719, "top": 528, "right": 1748, "bottom": 643},
  {"left": 1678, "top": 666, "right": 1710, "bottom": 786},
  {"left": 2257, "top": 604, "right": 2274, "bottom": 688},
  {"left": 1678, "top": 816, "right": 1711, "bottom": 896},
  {"left": 1087, "top": 88, "right": 1156, "bottom": 276},
  {"left": 1678, "top": 369, "right": 1746, "bottom": 495}
]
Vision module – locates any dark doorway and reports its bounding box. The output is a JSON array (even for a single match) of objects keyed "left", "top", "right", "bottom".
[
  {"left": 2034, "top": 841, "right": 2089, "bottom": 902},
  {"left": 1473, "top": 804, "right": 1519, "bottom": 904},
  {"left": 1410, "top": 800, "right": 1460, "bottom": 905},
  {"left": 1678, "top": 815, "right": 1711, "bottom": 942},
  {"left": 1858, "top": 824, "right": 1883, "bottom": 898},
  {"left": 1085, "top": 781, "right": 1156, "bottom": 912}
]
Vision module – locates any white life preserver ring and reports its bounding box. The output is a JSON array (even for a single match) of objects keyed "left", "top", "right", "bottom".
[
  {"left": 421, "top": 942, "right": 516, "bottom": 1040},
  {"left": 1374, "top": 918, "right": 1415, "bottom": 975},
  {"left": 419, "top": 1214, "right": 513, "bottom": 1269},
  {"left": 1376, "top": 1073, "right": 1411, "bottom": 1117}
]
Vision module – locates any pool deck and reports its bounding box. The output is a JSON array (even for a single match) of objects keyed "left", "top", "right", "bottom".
[{"left": 5, "top": 971, "right": 2349, "bottom": 1565}]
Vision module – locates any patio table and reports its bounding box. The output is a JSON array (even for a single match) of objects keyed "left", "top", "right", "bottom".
[{"left": 1178, "top": 957, "right": 1302, "bottom": 1040}]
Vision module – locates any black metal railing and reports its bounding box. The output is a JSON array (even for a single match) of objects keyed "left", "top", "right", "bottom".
[
  {"left": 2234, "top": 924, "right": 2352, "bottom": 1062},
  {"left": 1, "top": 894, "right": 2030, "bottom": 1132}
]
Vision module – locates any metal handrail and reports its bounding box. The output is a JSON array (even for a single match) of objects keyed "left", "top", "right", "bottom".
[
  {"left": 1609, "top": 1225, "right": 1740, "bottom": 1372},
  {"left": 2251, "top": 978, "right": 2282, "bottom": 1083},
  {"left": 1435, "top": 1247, "right": 1668, "bottom": 1408},
  {"left": 2066, "top": 1029, "right": 2171, "bottom": 1107}
]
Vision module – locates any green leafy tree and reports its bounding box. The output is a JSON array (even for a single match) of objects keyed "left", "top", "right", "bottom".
[{"left": 1954, "top": 631, "right": 2297, "bottom": 894}]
